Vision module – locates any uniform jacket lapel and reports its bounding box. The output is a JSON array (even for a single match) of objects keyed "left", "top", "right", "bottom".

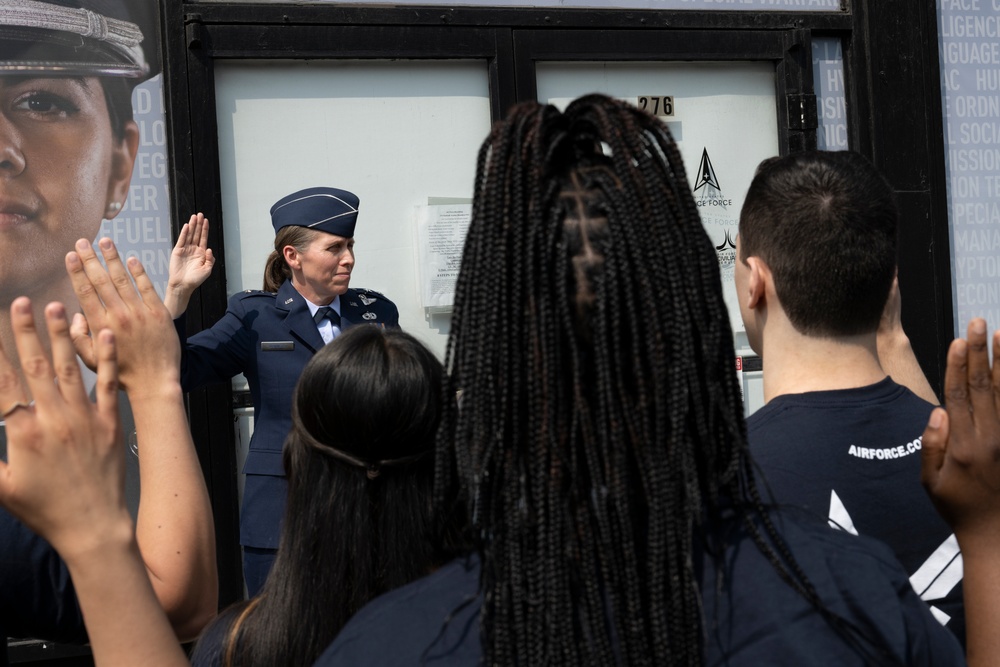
[
  {"left": 276, "top": 281, "right": 325, "bottom": 353},
  {"left": 340, "top": 289, "right": 361, "bottom": 329}
]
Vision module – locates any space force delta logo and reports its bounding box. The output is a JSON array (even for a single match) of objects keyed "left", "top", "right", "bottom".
[{"left": 693, "top": 148, "right": 733, "bottom": 208}]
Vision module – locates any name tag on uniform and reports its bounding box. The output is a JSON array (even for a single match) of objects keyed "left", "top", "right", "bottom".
[{"left": 261, "top": 341, "right": 295, "bottom": 351}]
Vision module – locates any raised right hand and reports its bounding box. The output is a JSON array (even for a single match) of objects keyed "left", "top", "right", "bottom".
[
  {"left": 920, "top": 318, "right": 1000, "bottom": 551},
  {"left": 164, "top": 213, "right": 215, "bottom": 318},
  {"left": 66, "top": 238, "right": 181, "bottom": 396}
]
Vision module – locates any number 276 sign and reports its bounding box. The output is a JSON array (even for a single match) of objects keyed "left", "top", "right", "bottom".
[{"left": 636, "top": 96, "right": 674, "bottom": 117}]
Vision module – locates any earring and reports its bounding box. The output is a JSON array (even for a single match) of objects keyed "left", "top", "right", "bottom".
[{"left": 106, "top": 201, "right": 122, "bottom": 217}]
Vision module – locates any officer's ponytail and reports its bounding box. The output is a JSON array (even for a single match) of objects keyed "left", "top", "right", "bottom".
[{"left": 263, "top": 226, "right": 318, "bottom": 292}]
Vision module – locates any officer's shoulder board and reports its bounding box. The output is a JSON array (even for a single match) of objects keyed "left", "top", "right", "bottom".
[
  {"left": 349, "top": 287, "right": 386, "bottom": 298},
  {"left": 234, "top": 289, "right": 278, "bottom": 303}
]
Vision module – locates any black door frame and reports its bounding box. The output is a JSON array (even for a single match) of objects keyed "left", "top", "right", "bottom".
[{"left": 157, "top": 1, "right": 951, "bottom": 610}]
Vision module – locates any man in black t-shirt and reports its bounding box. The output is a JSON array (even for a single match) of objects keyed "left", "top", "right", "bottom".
[{"left": 734, "top": 151, "right": 964, "bottom": 644}]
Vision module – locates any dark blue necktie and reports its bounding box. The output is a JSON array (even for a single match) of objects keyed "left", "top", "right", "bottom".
[{"left": 314, "top": 306, "right": 341, "bottom": 328}]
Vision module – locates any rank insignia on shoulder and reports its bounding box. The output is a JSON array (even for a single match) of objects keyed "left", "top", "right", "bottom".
[
  {"left": 362, "top": 312, "right": 377, "bottom": 321},
  {"left": 284, "top": 298, "right": 294, "bottom": 304},
  {"left": 359, "top": 294, "right": 377, "bottom": 306}
]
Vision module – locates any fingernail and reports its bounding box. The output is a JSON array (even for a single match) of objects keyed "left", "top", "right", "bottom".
[
  {"left": 99, "top": 238, "right": 112, "bottom": 250},
  {"left": 973, "top": 319, "right": 986, "bottom": 334},
  {"left": 928, "top": 409, "right": 943, "bottom": 429},
  {"left": 76, "top": 239, "right": 89, "bottom": 251},
  {"left": 66, "top": 253, "right": 80, "bottom": 267}
]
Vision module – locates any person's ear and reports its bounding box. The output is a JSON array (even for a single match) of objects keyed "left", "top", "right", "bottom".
[
  {"left": 283, "top": 245, "right": 301, "bottom": 270},
  {"left": 103, "top": 120, "right": 139, "bottom": 220},
  {"left": 744, "top": 256, "right": 771, "bottom": 311}
]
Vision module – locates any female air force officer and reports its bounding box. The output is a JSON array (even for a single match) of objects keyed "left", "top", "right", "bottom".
[{"left": 167, "top": 188, "right": 399, "bottom": 595}]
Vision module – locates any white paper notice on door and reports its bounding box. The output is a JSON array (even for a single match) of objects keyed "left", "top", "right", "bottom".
[{"left": 415, "top": 201, "right": 472, "bottom": 309}]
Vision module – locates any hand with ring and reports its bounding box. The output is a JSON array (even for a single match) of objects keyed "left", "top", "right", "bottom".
[
  {"left": 0, "top": 401, "right": 30, "bottom": 421},
  {"left": 0, "top": 297, "right": 124, "bottom": 557},
  {"left": 0, "top": 297, "right": 190, "bottom": 666}
]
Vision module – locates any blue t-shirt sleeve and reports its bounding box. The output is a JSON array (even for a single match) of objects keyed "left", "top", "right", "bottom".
[
  {"left": 789, "top": 519, "right": 965, "bottom": 666},
  {"left": 701, "top": 511, "right": 965, "bottom": 666},
  {"left": 885, "top": 552, "right": 966, "bottom": 665}
]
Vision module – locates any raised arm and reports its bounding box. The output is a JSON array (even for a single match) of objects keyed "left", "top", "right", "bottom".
[
  {"left": 877, "top": 276, "right": 939, "bottom": 405},
  {"left": 67, "top": 237, "right": 217, "bottom": 640},
  {"left": 163, "top": 213, "right": 215, "bottom": 319},
  {"left": 920, "top": 318, "right": 1000, "bottom": 667},
  {"left": 0, "top": 300, "right": 189, "bottom": 667}
]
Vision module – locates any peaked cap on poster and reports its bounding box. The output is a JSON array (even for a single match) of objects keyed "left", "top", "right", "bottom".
[{"left": 0, "top": 0, "right": 161, "bottom": 80}]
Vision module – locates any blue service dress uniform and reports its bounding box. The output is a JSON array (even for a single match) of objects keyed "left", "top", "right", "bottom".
[{"left": 176, "top": 280, "right": 399, "bottom": 587}]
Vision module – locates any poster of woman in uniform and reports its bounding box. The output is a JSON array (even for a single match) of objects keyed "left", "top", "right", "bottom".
[
  {"left": 0, "top": 0, "right": 171, "bottom": 372},
  {"left": 0, "top": 0, "right": 172, "bottom": 511},
  {"left": 0, "top": 0, "right": 173, "bottom": 659}
]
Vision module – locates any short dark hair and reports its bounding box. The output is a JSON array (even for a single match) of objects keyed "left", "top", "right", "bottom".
[{"left": 738, "top": 150, "right": 897, "bottom": 337}]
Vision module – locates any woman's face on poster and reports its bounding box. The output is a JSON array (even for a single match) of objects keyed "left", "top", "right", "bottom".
[{"left": 0, "top": 75, "right": 137, "bottom": 302}]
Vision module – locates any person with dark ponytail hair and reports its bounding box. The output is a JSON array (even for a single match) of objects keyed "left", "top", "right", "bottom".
[
  {"left": 260, "top": 225, "right": 320, "bottom": 293},
  {"left": 164, "top": 188, "right": 399, "bottom": 595},
  {"left": 314, "top": 95, "right": 968, "bottom": 665},
  {"left": 188, "top": 325, "right": 461, "bottom": 667}
]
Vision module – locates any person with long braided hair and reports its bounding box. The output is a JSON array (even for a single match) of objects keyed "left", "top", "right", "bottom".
[{"left": 313, "top": 95, "right": 968, "bottom": 665}]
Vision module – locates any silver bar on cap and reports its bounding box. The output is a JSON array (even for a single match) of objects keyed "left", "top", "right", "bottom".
[{"left": 0, "top": 0, "right": 143, "bottom": 47}]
